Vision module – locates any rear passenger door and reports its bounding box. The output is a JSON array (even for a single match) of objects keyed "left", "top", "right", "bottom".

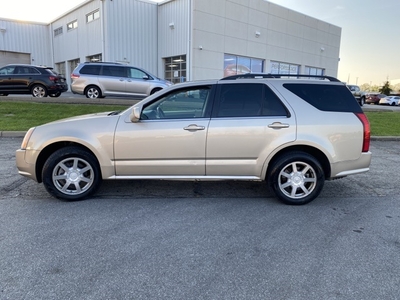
[{"left": 206, "top": 83, "right": 296, "bottom": 177}]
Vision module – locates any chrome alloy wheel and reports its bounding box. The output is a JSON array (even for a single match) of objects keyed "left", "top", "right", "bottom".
[
  {"left": 277, "top": 161, "right": 317, "bottom": 199},
  {"left": 52, "top": 157, "right": 94, "bottom": 196},
  {"left": 32, "top": 85, "right": 46, "bottom": 97},
  {"left": 87, "top": 87, "right": 100, "bottom": 99}
]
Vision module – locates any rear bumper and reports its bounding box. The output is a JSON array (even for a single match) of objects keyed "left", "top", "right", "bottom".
[{"left": 329, "top": 152, "right": 372, "bottom": 178}]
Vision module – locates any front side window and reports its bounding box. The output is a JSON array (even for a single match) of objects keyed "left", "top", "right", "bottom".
[
  {"left": 128, "top": 68, "right": 148, "bottom": 79},
  {"left": 142, "top": 87, "right": 212, "bottom": 120},
  {"left": 216, "top": 83, "right": 288, "bottom": 118}
]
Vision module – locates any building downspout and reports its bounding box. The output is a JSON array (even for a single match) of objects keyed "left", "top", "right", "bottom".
[{"left": 187, "top": 0, "right": 193, "bottom": 81}]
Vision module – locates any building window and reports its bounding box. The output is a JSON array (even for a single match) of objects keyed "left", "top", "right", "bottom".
[
  {"left": 86, "top": 54, "right": 102, "bottom": 62},
  {"left": 86, "top": 10, "right": 100, "bottom": 23},
  {"left": 270, "top": 61, "right": 300, "bottom": 75},
  {"left": 304, "top": 66, "right": 325, "bottom": 76},
  {"left": 67, "top": 20, "right": 78, "bottom": 31},
  {"left": 68, "top": 59, "right": 80, "bottom": 73},
  {"left": 55, "top": 62, "right": 66, "bottom": 77},
  {"left": 164, "top": 55, "right": 186, "bottom": 84},
  {"left": 54, "top": 27, "right": 63, "bottom": 37},
  {"left": 224, "top": 54, "right": 264, "bottom": 77}
]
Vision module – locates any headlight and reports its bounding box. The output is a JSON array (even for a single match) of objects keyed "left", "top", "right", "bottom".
[{"left": 21, "top": 127, "right": 35, "bottom": 150}]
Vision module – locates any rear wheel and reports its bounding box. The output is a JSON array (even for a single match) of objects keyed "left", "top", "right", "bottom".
[
  {"left": 268, "top": 151, "right": 325, "bottom": 205},
  {"left": 42, "top": 146, "right": 102, "bottom": 201},
  {"left": 85, "top": 86, "right": 101, "bottom": 99},
  {"left": 31, "top": 84, "right": 48, "bottom": 97}
]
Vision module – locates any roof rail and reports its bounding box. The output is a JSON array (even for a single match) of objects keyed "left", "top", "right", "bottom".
[
  {"left": 221, "top": 73, "right": 341, "bottom": 82},
  {"left": 83, "top": 61, "right": 123, "bottom": 65}
]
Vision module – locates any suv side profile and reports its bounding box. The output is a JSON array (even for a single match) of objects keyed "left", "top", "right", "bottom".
[
  {"left": 0, "top": 64, "right": 68, "bottom": 97},
  {"left": 70, "top": 62, "right": 172, "bottom": 99},
  {"left": 16, "top": 74, "right": 371, "bottom": 205}
]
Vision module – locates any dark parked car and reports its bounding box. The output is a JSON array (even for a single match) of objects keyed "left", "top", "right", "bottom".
[
  {"left": 365, "top": 93, "right": 386, "bottom": 104},
  {"left": 0, "top": 64, "right": 68, "bottom": 97}
]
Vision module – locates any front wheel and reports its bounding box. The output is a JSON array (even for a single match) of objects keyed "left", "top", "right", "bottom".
[
  {"left": 268, "top": 151, "right": 325, "bottom": 205},
  {"left": 42, "top": 146, "right": 102, "bottom": 201},
  {"left": 31, "top": 84, "right": 48, "bottom": 97}
]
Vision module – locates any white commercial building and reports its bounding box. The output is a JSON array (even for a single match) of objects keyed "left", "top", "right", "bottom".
[{"left": 0, "top": 0, "right": 341, "bottom": 89}]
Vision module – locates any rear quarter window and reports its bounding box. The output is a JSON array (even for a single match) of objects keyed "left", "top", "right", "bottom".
[
  {"left": 283, "top": 83, "right": 362, "bottom": 113},
  {"left": 80, "top": 65, "right": 101, "bottom": 75}
]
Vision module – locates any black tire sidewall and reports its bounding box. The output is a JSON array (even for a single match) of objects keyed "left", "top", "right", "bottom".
[
  {"left": 269, "top": 151, "right": 325, "bottom": 205},
  {"left": 42, "top": 146, "right": 101, "bottom": 201}
]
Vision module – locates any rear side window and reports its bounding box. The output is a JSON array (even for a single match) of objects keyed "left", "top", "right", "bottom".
[
  {"left": 284, "top": 83, "right": 362, "bottom": 113},
  {"left": 101, "top": 66, "right": 126, "bottom": 77},
  {"left": 80, "top": 65, "right": 101, "bottom": 75},
  {"left": 215, "top": 83, "right": 288, "bottom": 117}
]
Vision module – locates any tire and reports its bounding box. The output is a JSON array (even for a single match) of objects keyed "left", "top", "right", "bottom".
[
  {"left": 85, "top": 86, "right": 101, "bottom": 99},
  {"left": 359, "top": 97, "right": 364, "bottom": 106},
  {"left": 42, "top": 146, "right": 102, "bottom": 201},
  {"left": 268, "top": 151, "right": 325, "bottom": 205},
  {"left": 49, "top": 91, "right": 62, "bottom": 97},
  {"left": 31, "top": 84, "right": 48, "bottom": 97}
]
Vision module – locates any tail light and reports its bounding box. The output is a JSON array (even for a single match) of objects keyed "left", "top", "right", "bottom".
[
  {"left": 49, "top": 76, "right": 57, "bottom": 81},
  {"left": 71, "top": 73, "right": 80, "bottom": 79},
  {"left": 355, "top": 112, "right": 370, "bottom": 152}
]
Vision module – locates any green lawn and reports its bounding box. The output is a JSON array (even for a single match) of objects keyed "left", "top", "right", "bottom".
[
  {"left": 0, "top": 102, "right": 129, "bottom": 131},
  {"left": 1, "top": 101, "right": 399, "bottom": 136}
]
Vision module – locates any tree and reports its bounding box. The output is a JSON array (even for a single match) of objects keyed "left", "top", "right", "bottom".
[{"left": 379, "top": 81, "right": 392, "bottom": 95}]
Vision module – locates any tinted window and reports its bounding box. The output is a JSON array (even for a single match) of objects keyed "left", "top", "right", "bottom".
[
  {"left": 216, "top": 83, "right": 288, "bottom": 117},
  {"left": 80, "top": 65, "right": 101, "bottom": 75},
  {"left": 101, "top": 66, "right": 126, "bottom": 77},
  {"left": 284, "top": 83, "right": 362, "bottom": 113}
]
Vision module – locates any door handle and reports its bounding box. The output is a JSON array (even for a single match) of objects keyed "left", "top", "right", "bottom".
[
  {"left": 268, "top": 122, "right": 289, "bottom": 129},
  {"left": 184, "top": 124, "right": 205, "bottom": 131}
]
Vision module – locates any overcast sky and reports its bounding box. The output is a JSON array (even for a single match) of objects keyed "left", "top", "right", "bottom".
[{"left": 0, "top": 0, "right": 399, "bottom": 86}]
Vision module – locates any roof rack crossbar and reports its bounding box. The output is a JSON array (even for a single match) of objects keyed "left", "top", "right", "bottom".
[{"left": 221, "top": 73, "right": 340, "bottom": 82}]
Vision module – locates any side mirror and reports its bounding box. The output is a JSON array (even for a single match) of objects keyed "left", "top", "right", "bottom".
[
  {"left": 142, "top": 75, "right": 149, "bottom": 80},
  {"left": 130, "top": 106, "right": 141, "bottom": 123}
]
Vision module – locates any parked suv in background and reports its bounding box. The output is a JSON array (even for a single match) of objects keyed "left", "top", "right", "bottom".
[
  {"left": 16, "top": 74, "right": 371, "bottom": 205},
  {"left": 346, "top": 84, "right": 365, "bottom": 106},
  {"left": 70, "top": 62, "right": 172, "bottom": 99},
  {"left": 0, "top": 64, "right": 68, "bottom": 97}
]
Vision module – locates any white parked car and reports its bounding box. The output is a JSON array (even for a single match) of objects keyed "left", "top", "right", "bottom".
[{"left": 379, "top": 96, "right": 400, "bottom": 106}]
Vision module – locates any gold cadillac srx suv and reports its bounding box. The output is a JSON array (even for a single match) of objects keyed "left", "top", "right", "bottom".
[{"left": 16, "top": 74, "right": 371, "bottom": 205}]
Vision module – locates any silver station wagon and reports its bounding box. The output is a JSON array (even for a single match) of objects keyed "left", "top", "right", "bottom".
[{"left": 16, "top": 74, "right": 371, "bottom": 205}]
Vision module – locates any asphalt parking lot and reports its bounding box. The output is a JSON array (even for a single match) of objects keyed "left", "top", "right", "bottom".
[{"left": 1, "top": 136, "right": 399, "bottom": 299}]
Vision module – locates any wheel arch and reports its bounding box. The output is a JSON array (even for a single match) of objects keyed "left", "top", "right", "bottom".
[
  {"left": 35, "top": 141, "right": 101, "bottom": 183},
  {"left": 265, "top": 145, "right": 331, "bottom": 180}
]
